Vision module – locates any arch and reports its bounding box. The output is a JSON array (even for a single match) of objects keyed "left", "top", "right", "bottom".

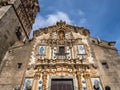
[{"left": 105, "top": 86, "right": 111, "bottom": 90}]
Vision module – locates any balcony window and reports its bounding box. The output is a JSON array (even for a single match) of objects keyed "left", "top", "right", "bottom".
[{"left": 59, "top": 46, "right": 65, "bottom": 53}]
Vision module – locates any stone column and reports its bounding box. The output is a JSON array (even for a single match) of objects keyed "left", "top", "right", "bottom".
[
  {"left": 70, "top": 46, "right": 73, "bottom": 59},
  {"left": 84, "top": 73, "right": 93, "bottom": 90},
  {"left": 42, "top": 72, "right": 47, "bottom": 90},
  {"left": 73, "top": 45, "right": 76, "bottom": 59},
  {"left": 48, "top": 46, "right": 51, "bottom": 59},
  {"left": 76, "top": 72, "right": 82, "bottom": 90},
  {"left": 32, "top": 68, "right": 41, "bottom": 90},
  {"left": 51, "top": 47, "right": 53, "bottom": 59},
  {"left": 32, "top": 78, "right": 39, "bottom": 90}
]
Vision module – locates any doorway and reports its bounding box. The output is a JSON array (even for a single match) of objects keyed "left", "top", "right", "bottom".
[{"left": 51, "top": 79, "right": 74, "bottom": 90}]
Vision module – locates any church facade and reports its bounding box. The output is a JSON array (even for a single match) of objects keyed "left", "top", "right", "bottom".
[
  {"left": 21, "top": 21, "right": 120, "bottom": 90},
  {"left": 0, "top": 1, "right": 120, "bottom": 89}
]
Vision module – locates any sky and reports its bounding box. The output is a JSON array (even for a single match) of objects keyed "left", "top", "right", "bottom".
[{"left": 32, "top": 0, "right": 120, "bottom": 54}]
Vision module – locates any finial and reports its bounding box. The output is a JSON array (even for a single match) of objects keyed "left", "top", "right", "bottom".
[{"left": 56, "top": 20, "right": 66, "bottom": 28}]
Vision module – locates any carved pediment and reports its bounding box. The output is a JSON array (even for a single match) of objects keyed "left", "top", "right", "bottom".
[
  {"left": 33, "top": 20, "right": 90, "bottom": 38},
  {"left": 56, "top": 20, "right": 66, "bottom": 29}
]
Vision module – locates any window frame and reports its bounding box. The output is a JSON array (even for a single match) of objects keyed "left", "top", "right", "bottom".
[
  {"left": 17, "top": 63, "right": 22, "bottom": 69},
  {"left": 59, "top": 46, "right": 65, "bottom": 53},
  {"left": 39, "top": 45, "right": 46, "bottom": 55},
  {"left": 78, "top": 44, "right": 86, "bottom": 55},
  {"left": 101, "top": 62, "right": 109, "bottom": 69},
  {"left": 23, "top": 78, "right": 33, "bottom": 90}
]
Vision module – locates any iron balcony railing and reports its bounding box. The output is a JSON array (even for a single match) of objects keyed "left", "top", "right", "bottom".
[{"left": 56, "top": 53, "right": 67, "bottom": 59}]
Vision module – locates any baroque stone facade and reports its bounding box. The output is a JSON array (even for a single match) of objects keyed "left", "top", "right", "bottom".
[
  {"left": 0, "top": 0, "right": 39, "bottom": 62},
  {"left": 0, "top": 20, "right": 120, "bottom": 90}
]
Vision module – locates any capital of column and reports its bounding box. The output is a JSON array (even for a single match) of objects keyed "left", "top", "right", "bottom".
[{"left": 83, "top": 73, "right": 90, "bottom": 79}]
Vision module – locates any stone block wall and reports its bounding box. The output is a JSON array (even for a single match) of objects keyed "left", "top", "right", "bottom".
[
  {"left": 90, "top": 38, "right": 120, "bottom": 90},
  {"left": 0, "top": 42, "right": 33, "bottom": 90},
  {"left": 0, "top": 0, "right": 39, "bottom": 62},
  {"left": 0, "top": 5, "right": 25, "bottom": 63}
]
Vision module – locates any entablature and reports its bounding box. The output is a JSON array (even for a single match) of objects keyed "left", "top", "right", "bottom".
[
  {"left": 35, "top": 58, "right": 90, "bottom": 66},
  {"left": 38, "top": 38, "right": 83, "bottom": 46}
]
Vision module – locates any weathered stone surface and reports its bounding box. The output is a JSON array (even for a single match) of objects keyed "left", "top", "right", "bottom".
[
  {"left": 90, "top": 37, "right": 120, "bottom": 89},
  {"left": 0, "top": 85, "right": 13, "bottom": 90},
  {"left": 0, "top": 16, "right": 120, "bottom": 90},
  {"left": 0, "top": 5, "right": 22, "bottom": 62},
  {"left": 0, "top": 0, "right": 39, "bottom": 62},
  {"left": 0, "top": 42, "right": 33, "bottom": 90}
]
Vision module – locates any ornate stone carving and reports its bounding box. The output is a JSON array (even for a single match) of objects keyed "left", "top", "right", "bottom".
[{"left": 23, "top": 21, "right": 101, "bottom": 90}]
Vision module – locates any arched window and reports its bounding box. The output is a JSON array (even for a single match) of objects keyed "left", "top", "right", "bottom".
[{"left": 105, "top": 86, "right": 111, "bottom": 90}]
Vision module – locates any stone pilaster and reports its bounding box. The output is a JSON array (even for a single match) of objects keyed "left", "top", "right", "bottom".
[
  {"left": 76, "top": 72, "right": 82, "bottom": 90},
  {"left": 84, "top": 73, "right": 93, "bottom": 90},
  {"left": 32, "top": 78, "right": 39, "bottom": 90},
  {"left": 51, "top": 47, "right": 53, "bottom": 59},
  {"left": 42, "top": 72, "right": 47, "bottom": 90},
  {"left": 32, "top": 68, "right": 41, "bottom": 90},
  {"left": 70, "top": 46, "right": 73, "bottom": 59}
]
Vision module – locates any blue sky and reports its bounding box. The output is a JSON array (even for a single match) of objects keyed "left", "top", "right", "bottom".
[{"left": 32, "top": 0, "right": 120, "bottom": 53}]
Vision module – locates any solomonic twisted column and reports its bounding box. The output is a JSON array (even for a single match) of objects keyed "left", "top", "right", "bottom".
[{"left": 76, "top": 72, "right": 82, "bottom": 90}]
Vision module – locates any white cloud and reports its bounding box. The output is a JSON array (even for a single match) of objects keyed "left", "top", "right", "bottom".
[
  {"left": 78, "top": 10, "right": 85, "bottom": 16},
  {"left": 115, "top": 39, "right": 120, "bottom": 54},
  {"left": 115, "top": 39, "right": 120, "bottom": 47},
  {"left": 77, "top": 10, "right": 87, "bottom": 25},
  {"left": 32, "top": 11, "right": 72, "bottom": 30},
  {"left": 79, "top": 18, "right": 87, "bottom": 24}
]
